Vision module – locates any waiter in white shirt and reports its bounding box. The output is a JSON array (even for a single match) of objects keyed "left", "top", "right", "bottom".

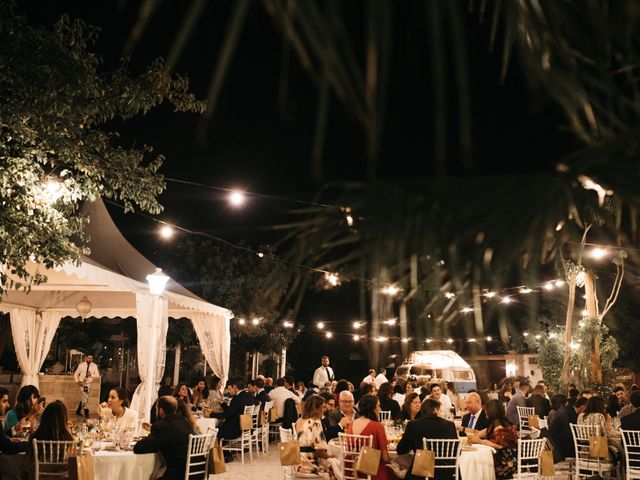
[
  {"left": 73, "top": 353, "right": 99, "bottom": 418},
  {"left": 312, "top": 356, "right": 335, "bottom": 388}
]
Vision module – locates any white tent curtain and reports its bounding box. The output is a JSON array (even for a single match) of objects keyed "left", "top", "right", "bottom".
[
  {"left": 190, "top": 312, "right": 231, "bottom": 386},
  {"left": 10, "top": 308, "right": 62, "bottom": 388},
  {"left": 130, "top": 294, "right": 168, "bottom": 419}
]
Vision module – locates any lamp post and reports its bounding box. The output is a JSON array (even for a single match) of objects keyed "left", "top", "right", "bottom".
[{"left": 146, "top": 268, "right": 169, "bottom": 421}]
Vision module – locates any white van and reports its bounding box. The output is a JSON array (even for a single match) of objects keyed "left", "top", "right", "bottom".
[{"left": 394, "top": 350, "right": 477, "bottom": 393}]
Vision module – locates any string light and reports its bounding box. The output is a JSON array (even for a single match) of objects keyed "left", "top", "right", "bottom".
[
  {"left": 238, "top": 318, "right": 246, "bottom": 325},
  {"left": 376, "top": 336, "right": 388, "bottom": 342},
  {"left": 345, "top": 215, "right": 354, "bottom": 226},
  {"left": 325, "top": 332, "right": 333, "bottom": 339},
  {"left": 543, "top": 282, "right": 554, "bottom": 290},
  {"left": 353, "top": 334, "right": 360, "bottom": 341},
  {"left": 554, "top": 280, "right": 564, "bottom": 287},
  {"left": 159, "top": 225, "right": 174, "bottom": 239},
  {"left": 523, "top": 332, "right": 529, "bottom": 337},
  {"left": 257, "top": 252, "right": 264, "bottom": 258},
  {"left": 534, "top": 334, "right": 541, "bottom": 339},
  {"left": 425, "top": 338, "right": 433, "bottom": 343},
  {"left": 581, "top": 309, "right": 589, "bottom": 316},
  {"left": 461, "top": 307, "right": 473, "bottom": 313},
  {"left": 251, "top": 318, "right": 260, "bottom": 326},
  {"left": 381, "top": 285, "right": 401, "bottom": 296},
  {"left": 283, "top": 321, "right": 293, "bottom": 328},
  {"left": 483, "top": 291, "right": 497, "bottom": 299},
  {"left": 445, "top": 292, "right": 456, "bottom": 299},
  {"left": 384, "top": 318, "right": 398, "bottom": 326},
  {"left": 519, "top": 287, "right": 533, "bottom": 294},
  {"left": 228, "top": 190, "right": 246, "bottom": 207},
  {"left": 317, "top": 321, "right": 325, "bottom": 330},
  {"left": 401, "top": 337, "right": 410, "bottom": 343},
  {"left": 467, "top": 338, "right": 477, "bottom": 343},
  {"left": 325, "top": 272, "right": 340, "bottom": 287},
  {"left": 353, "top": 321, "right": 362, "bottom": 329},
  {"left": 501, "top": 297, "right": 512, "bottom": 304},
  {"left": 447, "top": 338, "right": 454, "bottom": 344},
  {"left": 486, "top": 336, "right": 493, "bottom": 342},
  {"left": 589, "top": 247, "right": 608, "bottom": 260}
]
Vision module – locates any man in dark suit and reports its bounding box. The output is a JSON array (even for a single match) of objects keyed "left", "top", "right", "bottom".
[
  {"left": 526, "top": 384, "right": 551, "bottom": 418},
  {"left": 548, "top": 396, "right": 588, "bottom": 462},
  {"left": 397, "top": 398, "right": 458, "bottom": 480},
  {"left": 621, "top": 390, "right": 640, "bottom": 430},
  {"left": 134, "top": 396, "right": 193, "bottom": 480},
  {"left": 459, "top": 392, "right": 488, "bottom": 435},
  {"left": 325, "top": 391, "right": 356, "bottom": 441},
  {"left": 212, "top": 379, "right": 259, "bottom": 442},
  {"left": 254, "top": 378, "right": 270, "bottom": 408}
]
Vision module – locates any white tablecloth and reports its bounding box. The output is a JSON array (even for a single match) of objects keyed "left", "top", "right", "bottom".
[
  {"left": 196, "top": 417, "right": 218, "bottom": 434},
  {"left": 459, "top": 444, "right": 495, "bottom": 480},
  {"left": 93, "top": 451, "right": 164, "bottom": 480}
]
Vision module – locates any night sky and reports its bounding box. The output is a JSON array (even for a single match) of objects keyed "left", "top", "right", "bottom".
[{"left": 17, "top": 1, "right": 584, "bottom": 381}]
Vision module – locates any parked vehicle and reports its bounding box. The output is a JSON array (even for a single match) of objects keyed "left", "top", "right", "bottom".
[{"left": 394, "top": 350, "right": 477, "bottom": 393}]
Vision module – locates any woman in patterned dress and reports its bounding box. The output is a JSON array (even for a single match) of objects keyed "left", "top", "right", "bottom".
[{"left": 294, "top": 395, "right": 335, "bottom": 478}]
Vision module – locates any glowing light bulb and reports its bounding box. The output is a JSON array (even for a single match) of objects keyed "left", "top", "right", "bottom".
[
  {"left": 345, "top": 215, "right": 354, "bottom": 226},
  {"left": 325, "top": 272, "right": 340, "bottom": 287},
  {"left": 590, "top": 247, "right": 607, "bottom": 260},
  {"left": 543, "top": 282, "right": 554, "bottom": 291},
  {"left": 447, "top": 338, "right": 454, "bottom": 344},
  {"left": 555, "top": 280, "right": 565, "bottom": 288},
  {"left": 376, "top": 336, "right": 388, "bottom": 342},
  {"left": 353, "top": 321, "right": 362, "bottom": 329},
  {"left": 382, "top": 285, "right": 400, "bottom": 296},
  {"left": 257, "top": 252, "right": 264, "bottom": 258},
  {"left": 549, "top": 332, "right": 557, "bottom": 339},
  {"left": 486, "top": 336, "right": 493, "bottom": 342},
  {"left": 570, "top": 342, "right": 580, "bottom": 350},
  {"left": 325, "top": 332, "right": 333, "bottom": 339},
  {"left": 461, "top": 307, "right": 473, "bottom": 313},
  {"left": 484, "top": 291, "right": 497, "bottom": 299},
  {"left": 401, "top": 337, "right": 410, "bottom": 343},
  {"left": 445, "top": 292, "right": 456, "bottom": 299},
  {"left": 228, "top": 190, "right": 246, "bottom": 207},
  {"left": 251, "top": 318, "right": 260, "bottom": 326},
  {"left": 519, "top": 287, "right": 533, "bottom": 294},
  {"left": 581, "top": 309, "right": 589, "bottom": 317},
  {"left": 238, "top": 318, "right": 246, "bottom": 326},
  {"left": 317, "top": 322, "right": 325, "bottom": 330},
  {"left": 425, "top": 338, "right": 433, "bottom": 343},
  {"left": 501, "top": 297, "right": 512, "bottom": 304},
  {"left": 353, "top": 335, "right": 360, "bottom": 341},
  {"left": 467, "top": 338, "right": 477, "bottom": 343},
  {"left": 523, "top": 332, "right": 529, "bottom": 337},
  {"left": 283, "top": 321, "right": 293, "bottom": 328},
  {"left": 160, "top": 225, "right": 174, "bottom": 239},
  {"left": 534, "top": 334, "right": 541, "bottom": 339},
  {"left": 385, "top": 318, "right": 398, "bottom": 326}
]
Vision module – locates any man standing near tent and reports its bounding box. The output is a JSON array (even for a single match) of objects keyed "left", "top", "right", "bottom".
[
  {"left": 312, "top": 356, "right": 335, "bottom": 388},
  {"left": 74, "top": 353, "right": 99, "bottom": 418}
]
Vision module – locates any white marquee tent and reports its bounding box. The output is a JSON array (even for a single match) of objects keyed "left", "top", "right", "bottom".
[{"left": 0, "top": 198, "right": 232, "bottom": 420}]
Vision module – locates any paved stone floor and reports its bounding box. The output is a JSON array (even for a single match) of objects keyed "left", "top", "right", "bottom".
[{"left": 210, "top": 447, "right": 282, "bottom": 480}]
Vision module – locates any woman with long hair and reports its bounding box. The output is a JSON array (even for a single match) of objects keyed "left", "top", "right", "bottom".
[
  {"left": 293, "top": 395, "right": 334, "bottom": 477},
  {"left": 192, "top": 378, "right": 209, "bottom": 406},
  {"left": 470, "top": 399, "right": 518, "bottom": 480},
  {"left": 401, "top": 392, "right": 422, "bottom": 421},
  {"left": 174, "top": 382, "right": 194, "bottom": 407},
  {"left": 346, "top": 394, "right": 394, "bottom": 480},
  {"left": 26, "top": 401, "right": 75, "bottom": 479},
  {"left": 177, "top": 399, "right": 202, "bottom": 434},
  {"left": 5, "top": 385, "right": 42, "bottom": 436},
  {"left": 578, "top": 395, "right": 622, "bottom": 451},
  {"left": 99, "top": 388, "right": 138, "bottom": 432},
  {"left": 208, "top": 376, "right": 224, "bottom": 404}
]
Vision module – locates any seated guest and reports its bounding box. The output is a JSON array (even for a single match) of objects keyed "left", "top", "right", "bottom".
[
  {"left": 469, "top": 399, "right": 518, "bottom": 480},
  {"left": 26, "top": 401, "right": 75, "bottom": 479},
  {"left": 294, "top": 395, "right": 334, "bottom": 477},
  {"left": 303, "top": 381, "right": 319, "bottom": 400},
  {"left": 211, "top": 379, "right": 259, "bottom": 442},
  {"left": 135, "top": 396, "right": 193, "bottom": 479},
  {"left": 443, "top": 382, "right": 459, "bottom": 412},
  {"left": 295, "top": 381, "right": 307, "bottom": 397},
  {"left": 355, "top": 382, "right": 377, "bottom": 404},
  {"left": 526, "top": 384, "right": 551, "bottom": 418},
  {"left": 548, "top": 396, "right": 588, "bottom": 462},
  {"left": 177, "top": 399, "right": 202, "bottom": 434},
  {"left": 5, "top": 385, "right": 43, "bottom": 436},
  {"left": 459, "top": 392, "right": 488, "bottom": 435},
  {"left": 397, "top": 398, "right": 457, "bottom": 480},
  {"left": 99, "top": 388, "right": 138, "bottom": 432},
  {"left": 547, "top": 393, "right": 567, "bottom": 426},
  {"left": 427, "top": 383, "right": 454, "bottom": 419},
  {"left": 401, "top": 393, "right": 422, "bottom": 422},
  {"left": 499, "top": 385, "right": 513, "bottom": 403},
  {"left": 620, "top": 386, "right": 640, "bottom": 419},
  {"left": 333, "top": 379, "right": 350, "bottom": 402},
  {"left": 173, "top": 383, "right": 194, "bottom": 408},
  {"left": 325, "top": 391, "right": 356, "bottom": 441},
  {"left": 192, "top": 378, "right": 209, "bottom": 406},
  {"left": 151, "top": 385, "right": 174, "bottom": 424},
  {"left": 578, "top": 396, "right": 622, "bottom": 451},
  {"left": 506, "top": 380, "right": 530, "bottom": 426},
  {"left": 208, "top": 376, "right": 225, "bottom": 404},
  {"left": 378, "top": 382, "right": 401, "bottom": 420},
  {"left": 254, "top": 378, "right": 270, "bottom": 407},
  {"left": 621, "top": 390, "right": 640, "bottom": 430},
  {"left": 607, "top": 386, "right": 625, "bottom": 418},
  {"left": 392, "top": 381, "right": 407, "bottom": 405},
  {"left": 346, "top": 394, "right": 394, "bottom": 480},
  {"left": 580, "top": 389, "right": 594, "bottom": 399},
  {"left": 0, "top": 387, "right": 27, "bottom": 453},
  {"left": 319, "top": 391, "right": 336, "bottom": 433},
  {"left": 268, "top": 377, "right": 301, "bottom": 419}
]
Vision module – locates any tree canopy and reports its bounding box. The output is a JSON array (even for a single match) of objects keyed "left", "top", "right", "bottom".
[{"left": 0, "top": 3, "right": 204, "bottom": 293}]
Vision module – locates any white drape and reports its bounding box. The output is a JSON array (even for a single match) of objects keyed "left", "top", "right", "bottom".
[
  {"left": 130, "top": 294, "right": 168, "bottom": 419},
  {"left": 190, "top": 312, "right": 230, "bottom": 386},
  {"left": 10, "top": 308, "right": 62, "bottom": 388}
]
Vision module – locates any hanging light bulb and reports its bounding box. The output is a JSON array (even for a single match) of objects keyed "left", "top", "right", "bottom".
[
  {"left": 317, "top": 321, "right": 325, "bottom": 330},
  {"left": 445, "top": 292, "right": 456, "bottom": 299},
  {"left": 519, "top": 287, "right": 533, "bottom": 294},
  {"left": 159, "top": 225, "right": 174, "bottom": 239},
  {"left": 461, "top": 307, "right": 473, "bottom": 313},
  {"left": 325, "top": 332, "right": 333, "bottom": 339},
  {"left": 228, "top": 190, "right": 246, "bottom": 207},
  {"left": 501, "top": 297, "right": 512, "bottom": 304},
  {"left": 353, "top": 334, "right": 360, "bottom": 341},
  {"left": 76, "top": 295, "right": 92, "bottom": 321}
]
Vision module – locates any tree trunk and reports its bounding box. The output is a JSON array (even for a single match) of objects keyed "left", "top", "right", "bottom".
[
  {"left": 584, "top": 272, "right": 602, "bottom": 384},
  {"left": 561, "top": 278, "right": 576, "bottom": 389}
]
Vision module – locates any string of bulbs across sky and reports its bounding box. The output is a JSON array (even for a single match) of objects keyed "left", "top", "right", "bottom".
[{"left": 37, "top": 176, "right": 627, "bottom": 342}]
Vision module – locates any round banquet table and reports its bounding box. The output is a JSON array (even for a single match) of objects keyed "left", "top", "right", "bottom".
[
  {"left": 93, "top": 450, "right": 164, "bottom": 480},
  {"left": 458, "top": 444, "right": 496, "bottom": 480},
  {"left": 196, "top": 417, "right": 218, "bottom": 434}
]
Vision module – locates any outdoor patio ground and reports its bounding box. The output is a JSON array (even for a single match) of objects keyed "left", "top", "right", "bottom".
[{"left": 211, "top": 447, "right": 282, "bottom": 480}]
